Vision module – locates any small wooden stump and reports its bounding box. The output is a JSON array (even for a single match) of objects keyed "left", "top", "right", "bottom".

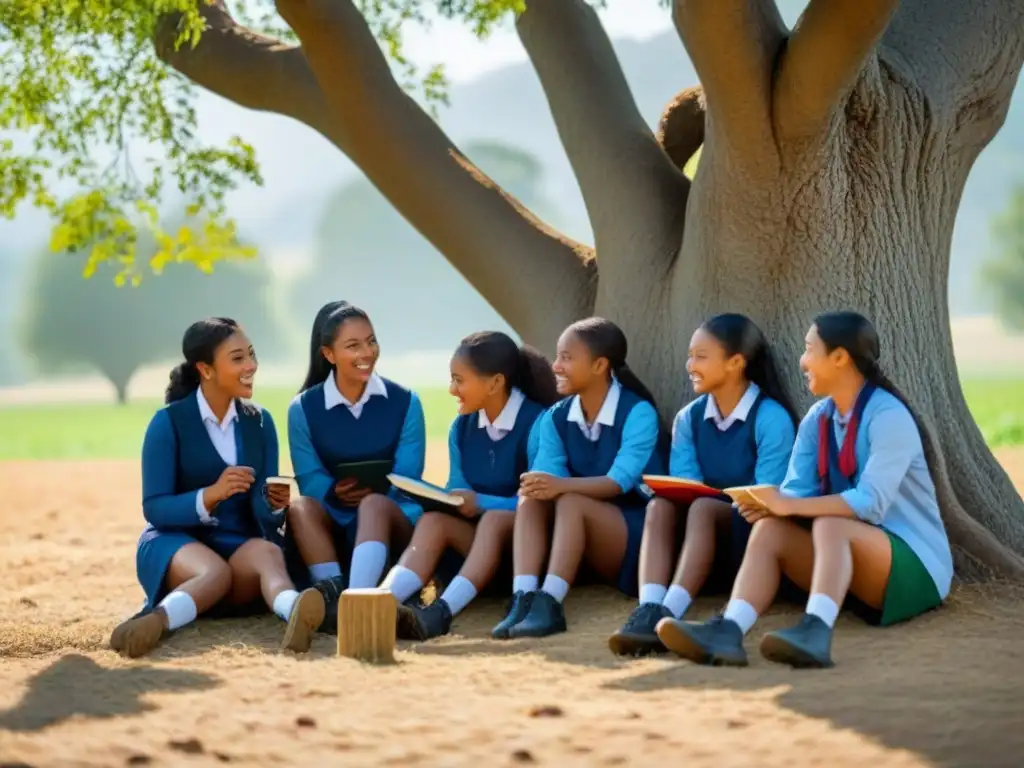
[{"left": 336, "top": 588, "right": 396, "bottom": 664}]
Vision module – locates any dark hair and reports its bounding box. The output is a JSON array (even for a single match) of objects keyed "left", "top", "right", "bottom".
[
  {"left": 567, "top": 317, "right": 659, "bottom": 411},
  {"left": 814, "top": 311, "right": 940, "bottom": 481},
  {"left": 165, "top": 317, "right": 241, "bottom": 404},
  {"left": 701, "top": 313, "right": 799, "bottom": 426},
  {"left": 299, "top": 301, "right": 372, "bottom": 393},
  {"left": 454, "top": 331, "right": 559, "bottom": 407}
]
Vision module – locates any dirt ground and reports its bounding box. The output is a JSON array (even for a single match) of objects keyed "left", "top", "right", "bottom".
[{"left": 2, "top": 450, "right": 1023, "bottom": 767}]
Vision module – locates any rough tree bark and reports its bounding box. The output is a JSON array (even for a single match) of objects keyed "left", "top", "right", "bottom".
[{"left": 156, "top": 0, "right": 1024, "bottom": 580}]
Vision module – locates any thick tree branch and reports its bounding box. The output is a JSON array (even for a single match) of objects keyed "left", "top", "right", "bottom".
[
  {"left": 515, "top": 0, "right": 689, "bottom": 272},
  {"left": 884, "top": 0, "right": 1024, "bottom": 147},
  {"left": 161, "top": 0, "right": 597, "bottom": 351},
  {"left": 671, "top": 0, "right": 786, "bottom": 171},
  {"left": 154, "top": 1, "right": 330, "bottom": 135},
  {"left": 773, "top": 0, "right": 899, "bottom": 143}
]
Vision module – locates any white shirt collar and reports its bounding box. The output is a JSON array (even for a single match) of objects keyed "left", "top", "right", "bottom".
[
  {"left": 567, "top": 379, "right": 621, "bottom": 429},
  {"left": 324, "top": 371, "right": 388, "bottom": 411},
  {"left": 704, "top": 383, "right": 760, "bottom": 431},
  {"left": 478, "top": 387, "right": 525, "bottom": 433},
  {"left": 196, "top": 387, "right": 237, "bottom": 431}
]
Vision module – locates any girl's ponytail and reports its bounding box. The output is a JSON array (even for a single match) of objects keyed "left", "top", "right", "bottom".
[{"left": 516, "top": 344, "right": 559, "bottom": 406}]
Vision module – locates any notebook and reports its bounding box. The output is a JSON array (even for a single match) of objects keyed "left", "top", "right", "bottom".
[
  {"left": 387, "top": 474, "right": 467, "bottom": 515},
  {"left": 642, "top": 475, "right": 726, "bottom": 504},
  {"left": 332, "top": 460, "right": 394, "bottom": 495},
  {"left": 721, "top": 484, "right": 776, "bottom": 508}
]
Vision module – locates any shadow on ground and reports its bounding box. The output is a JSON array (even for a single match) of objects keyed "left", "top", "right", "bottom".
[{"left": 0, "top": 654, "right": 219, "bottom": 732}]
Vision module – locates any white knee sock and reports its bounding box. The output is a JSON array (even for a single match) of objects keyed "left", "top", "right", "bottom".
[
  {"left": 662, "top": 585, "right": 693, "bottom": 619},
  {"left": 309, "top": 561, "right": 341, "bottom": 583},
  {"left": 272, "top": 589, "right": 300, "bottom": 622},
  {"left": 157, "top": 591, "right": 198, "bottom": 631},
  {"left": 722, "top": 598, "right": 759, "bottom": 635},
  {"left": 348, "top": 542, "right": 388, "bottom": 589},
  {"left": 439, "top": 576, "right": 478, "bottom": 616},
  {"left": 512, "top": 574, "right": 539, "bottom": 594},
  {"left": 806, "top": 593, "right": 840, "bottom": 628},
  {"left": 639, "top": 583, "right": 667, "bottom": 606},
  {"left": 380, "top": 565, "right": 424, "bottom": 603},
  {"left": 541, "top": 575, "right": 570, "bottom": 603}
]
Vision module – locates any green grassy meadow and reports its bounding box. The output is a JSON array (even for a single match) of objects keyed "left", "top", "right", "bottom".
[{"left": 0, "top": 378, "right": 1022, "bottom": 461}]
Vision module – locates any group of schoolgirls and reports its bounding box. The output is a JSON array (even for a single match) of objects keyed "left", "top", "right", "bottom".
[{"left": 111, "top": 301, "right": 953, "bottom": 670}]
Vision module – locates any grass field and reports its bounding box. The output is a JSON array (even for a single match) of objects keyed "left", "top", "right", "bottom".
[{"left": 0, "top": 379, "right": 1022, "bottom": 461}]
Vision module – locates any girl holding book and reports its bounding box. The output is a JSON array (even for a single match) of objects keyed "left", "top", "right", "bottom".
[
  {"left": 379, "top": 331, "right": 559, "bottom": 640},
  {"left": 285, "top": 301, "right": 426, "bottom": 629},
  {"left": 656, "top": 311, "right": 953, "bottom": 668},
  {"left": 494, "top": 317, "right": 666, "bottom": 640},
  {"left": 608, "top": 313, "right": 799, "bottom": 656},
  {"left": 111, "top": 318, "right": 324, "bottom": 658}
]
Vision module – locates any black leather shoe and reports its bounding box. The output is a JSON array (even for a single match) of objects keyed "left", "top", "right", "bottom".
[
  {"left": 608, "top": 602, "right": 671, "bottom": 657},
  {"left": 656, "top": 614, "right": 749, "bottom": 666},
  {"left": 491, "top": 591, "right": 536, "bottom": 639},
  {"left": 759, "top": 614, "right": 835, "bottom": 668},
  {"left": 507, "top": 591, "right": 567, "bottom": 639},
  {"left": 399, "top": 600, "right": 454, "bottom": 641},
  {"left": 312, "top": 575, "right": 346, "bottom": 635}
]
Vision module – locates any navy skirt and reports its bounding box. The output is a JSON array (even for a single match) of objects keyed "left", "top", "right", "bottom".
[{"left": 136, "top": 524, "right": 253, "bottom": 608}]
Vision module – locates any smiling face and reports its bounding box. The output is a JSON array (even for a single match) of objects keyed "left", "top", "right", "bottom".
[
  {"left": 449, "top": 353, "right": 501, "bottom": 416},
  {"left": 551, "top": 329, "right": 605, "bottom": 397},
  {"left": 799, "top": 324, "right": 847, "bottom": 396},
  {"left": 196, "top": 330, "right": 258, "bottom": 399},
  {"left": 322, "top": 317, "right": 379, "bottom": 388},
  {"left": 686, "top": 326, "right": 745, "bottom": 395}
]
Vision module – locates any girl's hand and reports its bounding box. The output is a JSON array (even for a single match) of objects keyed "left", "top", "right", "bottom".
[
  {"left": 737, "top": 501, "right": 770, "bottom": 524},
  {"left": 752, "top": 487, "right": 792, "bottom": 517},
  {"left": 519, "top": 472, "right": 564, "bottom": 501},
  {"left": 334, "top": 478, "right": 371, "bottom": 506},
  {"left": 266, "top": 482, "right": 292, "bottom": 509},
  {"left": 204, "top": 466, "right": 255, "bottom": 510},
  {"left": 450, "top": 490, "right": 479, "bottom": 517}
]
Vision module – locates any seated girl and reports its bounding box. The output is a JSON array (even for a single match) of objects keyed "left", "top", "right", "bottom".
[
  {"left": 656, "top": 311, "right": 953, "bottom": 668},
  {"left": 286, "top": 301, "right": 425, "bottom": 628},
  {"left": 494, "top": 317, "right": 665, "bottom": 640},
  {"left": 379, "top": 331, "right": 559, "bottom": 640},
  {"left": 110, "top": 318, "right": 324, "bottom": 658},
  {"left": 609, "top": 314, "right": 798, "bottom": 656}
]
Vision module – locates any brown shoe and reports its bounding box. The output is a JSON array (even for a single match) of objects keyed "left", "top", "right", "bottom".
[
  {"left": 281, "top": 589, "right": 326, "bottom": 653},
  {"left": 110, "top": 611, "right": 167, "bottom": 658}
]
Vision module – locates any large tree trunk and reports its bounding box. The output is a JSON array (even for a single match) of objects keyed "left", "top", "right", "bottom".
[{"left": 157, "top": 0, "right": 1024, "bottom": 579}]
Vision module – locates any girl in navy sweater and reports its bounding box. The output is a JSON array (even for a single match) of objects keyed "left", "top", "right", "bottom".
[
  {"left": 379, "top": 331, "right": 559, "bottom": 640},
  {"left": 495, "top": 317, "right": 665, "bottom": 639},
  {"left": 110, "top": 318, "right": 323, "bottom": 658},
  {"left": 609, "top": 314, "right": 798, "bottom": 656},
  {"left": 286, "top": 302, "right": 426, "bottom": 629}
]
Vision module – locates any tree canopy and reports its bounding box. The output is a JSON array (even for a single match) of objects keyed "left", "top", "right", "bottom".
[{"left": 0, "top": 0, "right": 559, "bottom": 282}]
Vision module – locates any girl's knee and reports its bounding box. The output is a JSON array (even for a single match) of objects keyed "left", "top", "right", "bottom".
[
  {"left": 286, "top": 496, "right": 326, "bottom": 528},
  {"left": 644, "top": 497, "right": 677, "bottom": 531},
  {"left": 686, "top": 497, "right": 728, "bottom": 529},
  {"left": 410, "top": 511, "right": 450, "bottom": 542},
  {"left": 748, "top": 516, "right": 791, "bottom": 550},
  {"left": 476, "top": 509, "right": 514, "bottom": 538},
  {"left": 240, "top": 539, "right": 286, "bottom": 570},
  {"left": 357, "top": 493, "right": 393, "bottom": 517},
  {"left": 811, "top": 516, "right": 852, "bottom": 546},
  {"left": 203, "top": 559, "right": 234, "bottom": 597},
  {"left": 516, "top": 496, "right": 550, "bottom": 518},
  {"left": 554, "top": 492, "right": 588, "bottom": 515}
]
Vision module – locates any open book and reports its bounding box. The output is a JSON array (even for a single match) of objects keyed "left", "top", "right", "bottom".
[
  {"left": 387, "top": 474, "right": 467, "bottom": 515},
  {"left": 642, "top": 475, "right": 727, "bottom": 504},
  {"left": 721, "top": 484, "right": 776, "bottom": 508},
  {"left": 332, "top": 460, "right": 393, "bottom": 495}
]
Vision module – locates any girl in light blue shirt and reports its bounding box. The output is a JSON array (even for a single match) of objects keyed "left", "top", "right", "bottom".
[{"left": 657, "top": 311, "right": 953, "bottom": 669}]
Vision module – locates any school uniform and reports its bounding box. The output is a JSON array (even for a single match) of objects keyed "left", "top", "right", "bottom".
[
  {"left": 135, "top": 389, "right": 282, "bottom": 609},
  {"left": 287, "top": 372, "right": 426, "bottom": 569},
  {"left": 433, "top": 389, "right": 545, "bottom": 590},
  {"left": 781, "top": 384, "right": 953, "bottom": 625},
  {"left": 532, "top": 380, "right": 664, "bottom": 597},
  {"left": 670, "top": 383, "right": 796, "bottom": 567}
]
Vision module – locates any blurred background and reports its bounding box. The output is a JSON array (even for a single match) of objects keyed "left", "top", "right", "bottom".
[{"left": 1, "top": 0, "right": 1022, "bottom": 460}]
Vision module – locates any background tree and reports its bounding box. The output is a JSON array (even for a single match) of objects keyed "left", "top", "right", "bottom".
[
  {"left": 3, "top": 1, "right": 1023, "bottom": 577},
  {"left": 291, "top": 139, "right": 567, "bottom": 352},
  {"left": 983, "top": 183, "right": 1024, "bottom": 332},
  {"left": 18, "top": 215, "right": 284, "bottom": 403}
]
